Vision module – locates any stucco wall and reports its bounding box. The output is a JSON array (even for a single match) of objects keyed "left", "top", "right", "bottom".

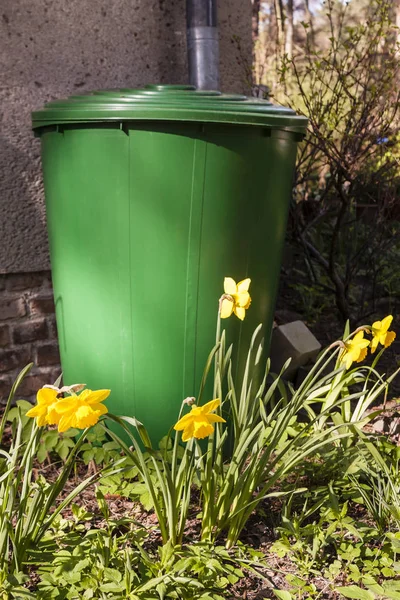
[{"left": 0, "top": 0, "right": 252, "bottom": 274}]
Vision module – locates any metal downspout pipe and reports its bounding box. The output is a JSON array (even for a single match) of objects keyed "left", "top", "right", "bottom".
[{"left": 186, "top": 0, "right": 220, "bottom": 90}]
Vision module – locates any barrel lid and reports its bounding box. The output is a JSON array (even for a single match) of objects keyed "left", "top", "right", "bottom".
[{"left": 32, "top": 84, "right": 308, "bottom": 132}]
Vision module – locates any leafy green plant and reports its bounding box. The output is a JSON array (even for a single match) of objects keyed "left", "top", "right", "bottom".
[
  {"left": 194, "top": 316, "right": 395, "bottom": 548},
  {"left": 32, "top": 496, "right": 252, "bottom": 600},
  {"left": 98, "top": 435, "right": 185, "bottom": 511},
  {"left": 271, "top": 489, "right": 400, "bottom": 591},
  {"left": 36, "top": 539, "right": 246, "bottom": 600},
  {"left": 268, "top": 436, "right": 400, "bottom": 595},
  {"left": 78, "top": 423, "right": 121, "bottom": 467},
  {"left": 273, "top": 575, "right": 319, "bottom": 599},
  {"left": 103, "top": 411, "right": 197, "bottom": 548},
  {"left": 272, "top": 483, "right": 362, "bottom": 574},
  {"left": 6, "top": 399, "right": 80, "bottom": 463},
  {"left": 1, "top": 282, "right": 398, "bottom": 599},
  {"left": 304, "top": 322, "right": 399, "bottom": 436},
  {"left": 337, "top": 578, "right": 400, "bottom": 600},
  {"left": 0, "top": 365, "right": 124, "bottom": 593},
  {"left": 98, "top": 322, "right": 346, "bottom": 551},
  {"left": 350, "top": 435, "right": 400, "bottom": 533},
  {"left": 96, "top": 313, "right": 397, "bottom": 553}
]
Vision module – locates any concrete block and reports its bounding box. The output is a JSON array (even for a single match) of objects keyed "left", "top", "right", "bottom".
[{"left": 269, "top": 321, "right": 322, "bottom": 378}]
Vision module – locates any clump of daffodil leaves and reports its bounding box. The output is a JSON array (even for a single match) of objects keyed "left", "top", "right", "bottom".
[
  {"left": 0, "top": 367, "right": 124, "bottom": 586},
  {"left": 173, "top": 277, "right": 252, "bottom": 441},
  {"left": 22, "top": 276, "right": 398, "bottom": 555}
]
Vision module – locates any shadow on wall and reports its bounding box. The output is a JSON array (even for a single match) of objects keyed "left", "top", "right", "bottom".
[{"left": 0, "top": 135, "right": 50, "bottom": 273}]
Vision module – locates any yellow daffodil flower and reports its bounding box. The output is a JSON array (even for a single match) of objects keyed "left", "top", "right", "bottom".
[
  {"left": 174, "top": 398, "right": 226, "bottom": 442},
  {"left": 370, "top": 315, "right": 396, "bottom": 354},
  {"left": 54, "top": 389, "right": 110, "bottom": 432},
  {"left": 26, "top": 386, "right": 110, "bottom": 432},
  {"left": 220, "top": 277, "right": 251, "bottom": 321},
  {"left": 339, "top": 331, "right": 370, "bottom": 369},
  {"left": 26, "top": 387, "right": 60, "bottom": 427}
]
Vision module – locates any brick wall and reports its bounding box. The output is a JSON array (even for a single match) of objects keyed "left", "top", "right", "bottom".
[{"left": 0, "top": 271, "right": 60, "bottom": 404}]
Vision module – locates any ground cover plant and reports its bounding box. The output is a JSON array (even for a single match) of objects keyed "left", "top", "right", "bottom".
[{"left": 0, "top": 278, "right": 399, "bottom": 599}]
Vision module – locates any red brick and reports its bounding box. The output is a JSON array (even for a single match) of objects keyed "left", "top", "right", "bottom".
[
  {"left": 29, "top": 295, "right": 56, "bottom": 316},
  {"left": 0, "top": 348, "right": 31, "bottom": 373},
  {"left": 47, "top": 318, "right": 58, "bottom": 339},
  {"left": 36, "top": 342, "right": 60, "bottom": 367},
  {"left": 48, "top": 367, "right": 62, "bottom": 386},
  {"left": 6, "top": 272, "right": 48, "bottom": 292},
  {"left": 0, "top": 325, "right": 10, "bottom": 347},
  {"left": 18, "top": 373, "right": 53, "bottom": 397},
  {"left": 13, "top": 319, "right": 48, "bottom": 344},
  {"left": 0, "top": 376, "right": 13, "bottom": 404},
  {"left": 0, "top": 298, "right": 26, "bottom": 320}
]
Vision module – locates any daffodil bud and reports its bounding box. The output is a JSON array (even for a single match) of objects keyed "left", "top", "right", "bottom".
[{"left": 183, "top": 396, "right": 196, "bottom": 406}]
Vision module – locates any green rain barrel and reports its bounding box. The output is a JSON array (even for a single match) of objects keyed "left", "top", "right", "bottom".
[{"left": 32, "top": 84, "right": 308, "bottom": 442}]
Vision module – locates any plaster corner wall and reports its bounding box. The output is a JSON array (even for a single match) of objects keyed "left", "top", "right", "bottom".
[
  {"left": 218, "top": 0, "right": 253, "bottom": 94},
  {"left": 0, "top": 0, "right": 252, "bottom": 274}
]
